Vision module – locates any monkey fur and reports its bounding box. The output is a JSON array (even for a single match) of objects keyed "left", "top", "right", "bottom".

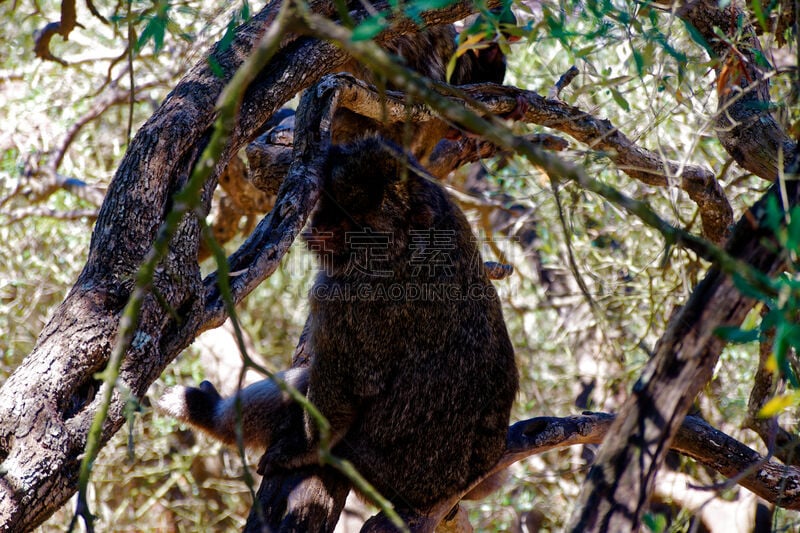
[
  {"left": 159, "top": 136, "right": 518, "bottom": 517},
  {"left": 158, "top": 367, "right": 309, "bottom": 451}
]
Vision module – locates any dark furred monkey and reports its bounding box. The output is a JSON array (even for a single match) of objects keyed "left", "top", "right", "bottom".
[
  {"left": 160, "top": 136, "right": 518, "bottom": 522},
  {"left": 262, "top": 137, "right": 517, "bottom": 510},
  {"left": 332, "top": 12, "right": 521, "bottom": 163}
]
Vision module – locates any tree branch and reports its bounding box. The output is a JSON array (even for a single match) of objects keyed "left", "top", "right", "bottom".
[
  {"left": 665, "top": 0, "right": 797, "bottom": 181},
  {"left": 497, "top": 413, "right": 800, "bottom": 510},
  {"left": 346, "top": 412, "right": 800, "bottom": 531},
  {"left": 258, "top": 70, "right": 732, "bottom": 242},
  {"left": 0, "top": 3, "right": 495, "bottom": 529},
  {"left": 569, "top": 1, "right": 800, "bottom": 529}
]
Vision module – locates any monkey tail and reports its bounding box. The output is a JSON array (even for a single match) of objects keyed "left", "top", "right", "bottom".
[{"left": 157, "top": 367, "right": 310, "bottom": 450}]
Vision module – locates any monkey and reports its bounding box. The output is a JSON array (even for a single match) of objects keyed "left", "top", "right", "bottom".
[
  {"left": 450, "top": 5, "right": 520, "bottom": 86},
  {"left": 331, "top": 9, "right": 522, "bottom": 164},
  {"left": 159, "top": 136, "right": 518, "bottom": 523}
]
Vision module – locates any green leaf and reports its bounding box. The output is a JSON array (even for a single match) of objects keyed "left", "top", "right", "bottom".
[
  {"left": 715, "top": 326, "right": 760, "bottom": 344},
  {"left": 681, "top": 20, "right": 712, "bottom": 55},
  {"left": 207, "top": 56, "right": 225, "bottom": 78},
  {"left": 134, "top": 1, "right": 171, "bottom": 55},
  {"left": 642, "top": 512, "right": 667, "bottom": 533},
  {"left": 732, "top": 272, "right": 769, "bottom": 302},
  {"left": 774, "top": 323, "right": 800, "bottom": 387},
  {"left": 135, "top": 19, "right": 154, "bottom": 53},
  {"left": 609, "top": 88, "right": 630, "bottom": 111},
  {"left": 786, "top": 207, "right": 800, "bottom": 251},
  {"left": 741, "top": 302, "right": 764, "bottom": 330},
  {"left": 759, "top": 393, "right": 799, "bottom": 418},
  {"left": 764, "top": 194, "right": 784, "bottom": 233},
  {"left": 445, "top": 54, "right": 458, "bottom": 84},
  {"left": 404, "top": 0, "right": 457, "bottom": 21},
  {"left": 352, "top": 14, "right": 388, "bottom": 41},
  {"left": 632, "top": 49, "right": 645, "bottom": 76},
  {"left": 219, "top": 18, "right": 237, "bottom": 51},
  {"left": 574, "top": 45, "right": 597, "bottom": 58}
]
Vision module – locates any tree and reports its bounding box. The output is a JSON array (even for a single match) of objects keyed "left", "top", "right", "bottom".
[{"left": 0, "top": 0, "right": 798, "bottom": 531}]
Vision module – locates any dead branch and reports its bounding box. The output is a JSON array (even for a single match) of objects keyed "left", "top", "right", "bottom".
[
  {"left": 33, "top": 22, "right": 69, "bottom": 65},
  {"left": 548, "top": 65, "right": 579, "bottom": 100},
  {"left": 200, "top": 77, "right": 337, "bottom": 331}
]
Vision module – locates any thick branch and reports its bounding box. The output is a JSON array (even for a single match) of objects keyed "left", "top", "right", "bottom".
[
  {"left": 200, "top": 77, "right": 337, "bottom": 330},
  {"left": 569, "top": 168, "right": 799, "bottom": 532},
  {"left": 0, "top": 3, "right": 491, "bottom": 530},
  {"left": 456, "top": 83, "right": 733, "bottom": 243},
  {"left": 496, "top": 414, "right": 800, "bottom": 510},
  {"left": 744, "top": 324, "right": 800, "bottom": 465},
  {"left": 362, "top": 412, "right": 800, "bottom": 531},
  {"left": 272, "top": 72, "right": 731, "bottom": 242}
]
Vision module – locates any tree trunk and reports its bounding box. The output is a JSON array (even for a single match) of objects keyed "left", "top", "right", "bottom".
[{"left": 0, "top": 2, "right": 488, "bottom": 529}]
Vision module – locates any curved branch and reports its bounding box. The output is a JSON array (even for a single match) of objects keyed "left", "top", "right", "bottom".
[
  {"left": 499, "top": 414, "right": 800, "bottom": 510},
  {"left": 278, "top": 72, "right": 732, "bottom": 242},
  {"left": 200, "top": 77, "right": 336, "bottom": 331},
  {"left": 360, "top": 412, "right": 800, "bottom": 530},
  {"left": 664, "top": 0, "right": 798, "bottom": 180},
  {"left": 456, "top": 83, "right": 733, "bottom": 243},
  {"left": 33, "top": 0, "right": 81, "bottom": 65},
  {"left": 570, "top": 2, "right": 800, "bottom": 530}
]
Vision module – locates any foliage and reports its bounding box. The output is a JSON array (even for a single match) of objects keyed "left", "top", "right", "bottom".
[{"left": 1, "top": 0, "right": 798, "bottom": 530}]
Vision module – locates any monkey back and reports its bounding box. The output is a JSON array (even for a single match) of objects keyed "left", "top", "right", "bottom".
[{"left": 303, "top": 136, "right": 518, "bottom": 512}]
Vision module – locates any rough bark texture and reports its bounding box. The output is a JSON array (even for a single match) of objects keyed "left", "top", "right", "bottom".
[
  {"left": 249, "top": 411, "right": 800, "bottom": 533},
  {"left": 0, "top": 2, "right": 486, "bottom": 530},
  {"left": 568, "top": 1, "right": 800, "bottom": 530},
  {"left": 3, "top": 0, "right": 797, "bottom": 530}
]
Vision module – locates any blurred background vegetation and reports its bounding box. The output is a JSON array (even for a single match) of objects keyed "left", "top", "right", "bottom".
[{"left": 1, "top": 0, "right": 798, "bottom": 530}]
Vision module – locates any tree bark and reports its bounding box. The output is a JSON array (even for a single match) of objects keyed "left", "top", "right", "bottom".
[{"left": 0, "top": 2, "right": 485, "bottom": 530}]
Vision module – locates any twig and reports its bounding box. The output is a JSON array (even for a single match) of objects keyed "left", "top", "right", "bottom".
[
  {"left": 548, "top": 65, "right": 579, "bottom": 100},
  {"left": 276, "top": 70, "right": 731, "bottom": 242},
  {"left": 3, "top": 207, "right": 98, "bottom": 223},
  {"left": 299, "top": 12, "right": 768, "bottom": 297}
]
